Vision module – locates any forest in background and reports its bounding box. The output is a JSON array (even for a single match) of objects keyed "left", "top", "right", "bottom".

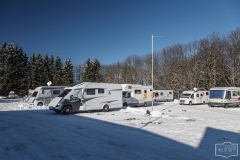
[
  {"left": 0, "top": 41, "right": 74, "bottom": 96},
  {"left": 1, "top": 27, "right": 239, "bottom": 98},
  {"left": 76, "top": 27, "right": 240, "bottom": 98}
]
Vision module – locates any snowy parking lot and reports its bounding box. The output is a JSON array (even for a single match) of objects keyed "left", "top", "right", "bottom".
[{"left": 0, "top": 98, "right": 240, "bottom": 159}]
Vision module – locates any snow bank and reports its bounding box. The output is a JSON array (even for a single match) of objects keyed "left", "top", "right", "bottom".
[{"left": 0, "top": 99, "right": 48, "bottom": 111}]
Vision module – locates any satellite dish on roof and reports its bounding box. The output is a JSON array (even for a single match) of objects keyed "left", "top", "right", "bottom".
[
  {"left": 193, "top": 87, "right": 198, "bottom": 91},
  {"left": 47, "top": 81, "right": 52, "bottom": 86}
]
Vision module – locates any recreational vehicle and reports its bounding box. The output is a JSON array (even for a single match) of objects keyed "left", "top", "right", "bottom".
[
  {"left": 179, "top": 89, "right": 209, "bottom": 105},
  {"left": 208, "top": 87, "right": 240, "bottom": 108},
  {"left": 48, "top": 82, "right": 122, "bottom": 114},
  {"left": 153, "top": 90, "right": 173, "bottom": 102},
  {"left": 122, "top": 84, "right": 153, "bottom": 107},
  {"left": 27, "top": 86, "right": 65, "bottom": 106}
]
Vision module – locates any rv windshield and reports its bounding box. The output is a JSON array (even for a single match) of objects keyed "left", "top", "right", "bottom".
[
  {"left": 180, "top": 94, "right": 191, "bottom": 98},
  {"left": 210, "top": 90, "right": 225, "bottom": 99},
  {"left": 58, "top": 89, "right": 72, "bottom": 97},
  {"left": 122, "top": 92, "right": 131, "bottom": 98},
  {"left": 31, "top": 91, "right": 38, "bottom": 97}
]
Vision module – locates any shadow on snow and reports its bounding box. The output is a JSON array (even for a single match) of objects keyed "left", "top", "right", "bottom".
[{"left": 0, "top": 109, "right": 239, "bottom": 160}]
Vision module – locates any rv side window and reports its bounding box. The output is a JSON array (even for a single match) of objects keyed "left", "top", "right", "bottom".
[
  {"left": 144, "top": 90, "right": 147, "bottom": 93},
  {"left": 233, "top": 91, "right": 237, "bottom": 96},
  {"left": 169, "top": 92, "right": 172, "bottom": 94},
  {"left": 128, "top": 86, "right": 132, "bottom": 89},
  {"left": 135, "top": 90, "right": 141, "bottom": 94},
  {"left": 53, "top": 90, "right": 61, "bottom": 95},
  {"left": 98, "top": 89, "right": 104, "bottom": 94},
  {"left": 196, "top": 94, "right": 199, "bottom": 97},
  {"left": 227, "top": 91, "right": 231, "bottom": 99},
  {"left": 87, "top": 89, "right": 95, "bottom": 95},
  {"left": 206, "top": 92, "right": 209, "bottom": 95},
  {"left": 238, "top": 91, "right": 240, "bottom": 96},
  {"left": 160, "top": 92, "right": 164, "bottom": 96}
]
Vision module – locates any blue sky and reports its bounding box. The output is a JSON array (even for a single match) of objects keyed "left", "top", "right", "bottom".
[{"left": 1, "top": 0, "right": 240, "bottom": 66}]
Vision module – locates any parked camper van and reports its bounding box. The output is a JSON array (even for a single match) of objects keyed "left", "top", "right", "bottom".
[
  {"left": 48, "top": 82, "right": 122, "bottom": 114},
  {"left": 153, "top": 90, "right": 173, "bottom": 102},
  {"left": 122, "top": 84, "right": 153, "bottom": 107},
  {"left": 8, "top": 91, "right": 17, "bottom": 99},
  {"left": 208, "top": 87, "right": 240, "bottom": 108},
  {"left": 27, "top": 86, "right": 65, "bottom": 106},
  {"left": 179, "top": 89, "right": 209, "bottom": 105}
]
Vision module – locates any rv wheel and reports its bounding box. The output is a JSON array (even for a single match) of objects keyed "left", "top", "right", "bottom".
[
  {"left": 37, "top": 102, "right": 43, "bottom": 106},
  {"left": 102, "top": 104, "right": 109, "bottom": 112},
  {"left": 203, "top": 101, "right": 205, "bottom": 105},
  {"left": 63, "top": 106, "right": 72, "bottom": 115},
  {"left": 189, "top": 101, "right": 192, "bottom": 106},
  {"left": 123, "top": 103, "right": 128, "bottom": 106},
  {"left": 143, "top": 103, "right": 147, "bottom": 107}
]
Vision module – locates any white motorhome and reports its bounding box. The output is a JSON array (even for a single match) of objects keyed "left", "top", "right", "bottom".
[
  {"left": 179, "top": 89, "right": 209, "bottom": 105},
  {"left": 208, "top": 87, "right": 240, "bottom": 108},
  {"left": 48, "top": 82, "right": 122, "bottom": 114},
  {"left": 153, "top": 90, "right": 173, "bottom": 102},
  {"left": 121, "top": 84, "right": 153, "bottom": 107},
  {"left": 27, "top": 86, "right": 65, "bottom": 106}
]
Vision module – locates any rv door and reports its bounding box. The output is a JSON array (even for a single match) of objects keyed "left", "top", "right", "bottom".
[{"left": 69, "top": 89, "right": 81, "bottom": 111}]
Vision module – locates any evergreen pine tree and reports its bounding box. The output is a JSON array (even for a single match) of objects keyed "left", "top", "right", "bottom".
[
  {"left": 36, "top": 53, "right": 45, "bottom": 86},
  {"left": 0, "top": 42, "right": 7, "bottom": 95},
  {"left": 92, "top": 59, "right": 101, "bottom": 82},
  {"left": 5, "top": 42, "right": 18, "bottom": 95},
  {"left": 53, "top": 56, "right": 63, "bottom": 85},
  {"left": 43, "top": 54, "right": 52, "bottom": 83},
  {"left": 16, "top": 46, "right": 29, "bottom": 95},
  {"left": 29, "top": 53, "right": 38, "bottom": 89},
  {"left": 50, "top": 55, "right": 55, "bottom": 82},
  {"left": 82, "top": 58, "right": 92, "bottom": 82},
  {"left": 63, "top": 58, "right": 74, "bottom": 86}
]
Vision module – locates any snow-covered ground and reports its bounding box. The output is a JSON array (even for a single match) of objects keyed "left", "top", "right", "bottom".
[{"left": 0, "top": 98, "right": 239, "bottom": 159}]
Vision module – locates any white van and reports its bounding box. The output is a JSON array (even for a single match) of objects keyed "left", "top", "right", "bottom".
[
  {"left": 153, "top": 90, "right": 173, "bottom": 102},
  {"left": 48, "top": 82, "right": 122, "bottom": 114},
  {"left": 8, "top": 91, "right": 17, "bottom": 99},
  {"left": 208, "top": 87, "right": 240, "bottom": 108},
  {"left": 121, "top": 84, "right": 153, "bottom": 107},
  {"left": 27, "top": 86, "right": 65, "bottom": 106},
  {"left": 179, "top": 90, "right": 209, "bottom": 105}
]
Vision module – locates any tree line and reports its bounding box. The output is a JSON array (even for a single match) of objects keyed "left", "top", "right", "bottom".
[
  {"left": 0, "top": 41, "right": 74, "bottom": 96},
  {"left": 77, "top": 27, "right": 240, "bottom": 98},
  {"left": 1, "top": 27, "right": 239, "bottom": 98}
]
